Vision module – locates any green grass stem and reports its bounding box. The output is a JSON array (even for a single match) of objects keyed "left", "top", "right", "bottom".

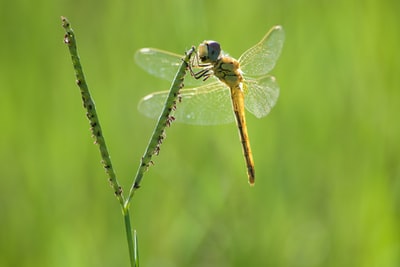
[
  {"left": 124, "top": 46, "right": 195, "bottom": 208},
  {"left": 61, "top": 16, "right": 124, "bottom": 205},
  {"left": 61, "top": 16, "right": 195, "bottom": 266}
]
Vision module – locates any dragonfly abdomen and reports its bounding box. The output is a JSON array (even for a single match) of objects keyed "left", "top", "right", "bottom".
[{"left": 230, "top": 84, "right": 255, "bottom": 185}]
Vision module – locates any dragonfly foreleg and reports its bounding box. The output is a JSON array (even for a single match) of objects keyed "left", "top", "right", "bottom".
[
  {"left": 192, "top": 67, "right": 214, "bottom": 81},
  {"left": 187, "top": 47, "right": 214, "bottom": 81}
]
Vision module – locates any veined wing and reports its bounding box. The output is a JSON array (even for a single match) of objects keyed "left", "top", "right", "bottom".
[
  {"left": 138, "top": 82, "right": 235, "bottom": 125},
  {"left": 135, "top": 48, "right": 212, "bottom": 87},
  {"left": 243, "top": 75, "right": 280, "bottom": 118},
  {"left": 238, "top": 25, "right": 285, "bottom": 77}
]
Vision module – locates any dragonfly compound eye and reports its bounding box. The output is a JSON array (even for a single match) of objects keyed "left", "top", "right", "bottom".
[
  {"left": 198, "top": 41, "right": 221, "bottom": 63},
  {"left": 206, "top": 41, "right": 221, "bottom": 62}
]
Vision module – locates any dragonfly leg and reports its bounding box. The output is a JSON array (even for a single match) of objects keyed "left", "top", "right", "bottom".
[
  {"left": 187, "top": 48, "right": 214, "bottom": 80},
  {"left": 192, "top": 67, "right": 214, "bottom": 81}
]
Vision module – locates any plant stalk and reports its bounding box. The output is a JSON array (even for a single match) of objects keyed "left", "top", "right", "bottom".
[{"left": 124, "top": 47, "right": 195, "bottom": 209}]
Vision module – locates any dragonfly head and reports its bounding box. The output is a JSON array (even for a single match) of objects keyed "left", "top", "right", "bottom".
[{"left": 198, "top": 41, "right": 221, "bottom": 63}]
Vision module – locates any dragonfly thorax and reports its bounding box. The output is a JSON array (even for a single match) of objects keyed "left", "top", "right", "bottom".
[
  {"left": 213, "top": 56, "right": 243, "bottom": 89},
  {"left": 198, "top": 41, "right": 221, "bottom": 63}
]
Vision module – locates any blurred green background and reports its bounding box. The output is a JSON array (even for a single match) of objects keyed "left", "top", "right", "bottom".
[{"left": 1, "top": 0, "right": 399, "bottom": 266}]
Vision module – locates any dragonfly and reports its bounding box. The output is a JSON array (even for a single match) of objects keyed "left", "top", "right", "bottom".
[{"left": 135, "top": 25, "right": 285, "bottom": 185}]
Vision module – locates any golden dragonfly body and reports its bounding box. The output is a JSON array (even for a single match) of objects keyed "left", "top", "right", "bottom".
[{"left": 135, "top": 25, "right": 285, "bottom": 185}]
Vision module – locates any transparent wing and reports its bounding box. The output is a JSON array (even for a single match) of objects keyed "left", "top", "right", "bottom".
[
  {"left": 239, "top": 25, "right": 285, "bottom": 77},
  {"left": 244, "top": 75, "right": 280, "bottom": 118},
  {"left": 138, "top": 82, "right": 235, "bottom": 125},
  {"left": 135, "top": 48, "right": 211, "bottom": 87}
]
